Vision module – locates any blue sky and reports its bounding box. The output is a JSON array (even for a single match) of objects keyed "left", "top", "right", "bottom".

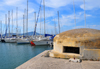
[{"left": 0, "top": 0, "right": 100, "bottom": 34}]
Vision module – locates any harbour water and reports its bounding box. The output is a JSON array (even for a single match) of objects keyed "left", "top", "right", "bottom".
[{"left": 0, "top": 42, "right": 52, "bottom": 69}]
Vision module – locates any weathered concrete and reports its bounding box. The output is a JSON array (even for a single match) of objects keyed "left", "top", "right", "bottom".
[
  {"left": 50, "top": 28, "right": 100, "bottom": 60},
  {"left": 16, "top": 50, "right": 100, "bottom": 69}
]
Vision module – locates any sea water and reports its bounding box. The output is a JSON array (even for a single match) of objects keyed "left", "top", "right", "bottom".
[{"left": 0, "top": 42, "right": 52, "bottom": 69}]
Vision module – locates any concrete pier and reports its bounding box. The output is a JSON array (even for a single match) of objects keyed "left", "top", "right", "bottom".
[{"left": 16, "top": 50, "right": 100, "bottom": 69}]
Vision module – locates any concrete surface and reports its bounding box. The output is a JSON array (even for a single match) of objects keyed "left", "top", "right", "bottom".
[{"left": 16, "top": 50, "right": 100, "bottom": 69}]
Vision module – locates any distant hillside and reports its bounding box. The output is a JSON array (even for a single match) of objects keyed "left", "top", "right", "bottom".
[{"left": 2, "top": 32, "right": 40, "bottom": 36}]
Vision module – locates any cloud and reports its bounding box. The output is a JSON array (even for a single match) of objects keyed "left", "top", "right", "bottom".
[
  {"left": 74, "top": 25, "right": 100, "bottom": 30},
  {"left": 4, "top": 0, "right": 24, "bottom": 6},
  {"left": 80, "top": 0, "right": 100, "bottom": 10},
  {"left": 36, "top": 0, "right": 72, "bottom": 8}
]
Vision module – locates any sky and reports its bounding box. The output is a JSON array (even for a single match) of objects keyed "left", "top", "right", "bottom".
[{"left": 0, "top": 0, "right": 100, "bottom": 34}]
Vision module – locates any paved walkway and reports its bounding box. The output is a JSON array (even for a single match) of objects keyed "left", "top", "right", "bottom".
[{"left": 16, "top": 50, "right": 100, "bottom": 69}]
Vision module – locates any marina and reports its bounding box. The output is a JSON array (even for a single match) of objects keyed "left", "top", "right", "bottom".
[{"left": 0, "top": 0, "right": 100, "bottom": 69}]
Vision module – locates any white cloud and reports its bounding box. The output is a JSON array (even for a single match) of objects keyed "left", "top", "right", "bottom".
[
  {"left": 4, "top": 0, "right": 24, "bottom": 6},
  {"left": 36, "top": 0, "right": 73, "bottom": 8},
  {"left": 80, "top": 0, "right": 100, "bottom": 10}
]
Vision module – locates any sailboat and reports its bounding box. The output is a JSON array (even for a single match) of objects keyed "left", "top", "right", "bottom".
[
  {"left": 17, "top": 3, "right": 30, "bottom": 44},
  {"left": 16, "top": 7, "right": 30, "bottom": 44},
  {"left": 30, "top": 0, "right": 53, "bottom": 46},
  {"left": 4, "top": 11, "right": 17, "bottom": 43}
]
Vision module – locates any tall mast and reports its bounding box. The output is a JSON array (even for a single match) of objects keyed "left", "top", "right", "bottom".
[
  {"left": 40, "top": 10, "right": 42, "bottom": 35},
  {"left": 73, "top": 0, "right": 76, "bottom": 29},
  {"left": 54, "top": 19, "right": 56, "bottom": 35},
  {"left": 8, "top": 11, "right": 10, "bottom": 37},
  {"left": 0, "top": 21, "right": 2, "bottom": 38},
  {"left": 12, "top": 10, "right": 13, "bottom": 33},
  {"left": 83, "top": 0, "right": 86, "bottom": 28},
  {"left": 24, "top": 9, "right": 26, "bottom": 35},
  {"left": 23, "top": 15, "right": 25, "bottom": 37},
  {"left": 43, "top": 0, "right": 45, "bottom": 35},
  {"left": 27, "top": 0, "right": 28, "bottom": 36},
  {"left": 5, "top": 14, "right": 7, "bottom": 38},
  {"left": 58, "top": 11, "right": 60, "bottom": 34},
  {"left": 34, "top": 12, "right": 36, "bottom": 36},
  {"left": 16, "top": 7, "right": 18, "bottom": 37}
]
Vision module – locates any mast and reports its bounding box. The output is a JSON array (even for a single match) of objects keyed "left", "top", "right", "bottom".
[
  {"left": 16, "top": 7, "right": 18, "bottom": 37},
  {"left": 12, "top": 10, "right": 13, "bottom": 33},
  {"left": 57, "top": 11, "right": 60, "bottom": 34},
  {"left": 83, "top": 0, "right": 86, "bottom": 28},
  {"left": 8, "top": 11, "right": 10, "bottom": 37},
  {"left": 33, "top": 0, "right": 42, "bottom": 36},
  {"left": 27, "top": 0, "right": 28, "bottom": 37},
  {"left": 54, "top": 19, "right": 56, "bottom": 35},
  {"left": 0, "top": 21, "right": 2, "bottom": 38},
  {"left": 34, "top": 12, "right": 36, "bottom": 36},
  {"left": 5, "top": 14, "right": 7, "bottom": 38},
  {"left": 23, "top": 15, "right": 25, "bottom": 37},
  {"left": 24, "top": 9, "right": 26, "bottom": 36},
  {"left": 40, "top": 10, "right": 41, "bottom": 35},
  {"left": 43, "top": 0, "right": 45, "bottom": 35},
  {"left": 73, "top": 0, "right": 76, "bottom": 29}
]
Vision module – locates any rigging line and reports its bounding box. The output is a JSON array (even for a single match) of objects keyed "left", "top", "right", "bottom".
[
  {"left": 83, "top": 0, "right": 86, "bottom": 28},
  {"left": 73, "top": 0, "right": 76, "bottom": 29}
]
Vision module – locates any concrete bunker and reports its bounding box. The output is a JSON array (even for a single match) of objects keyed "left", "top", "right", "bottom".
[{"left": 49, "top": 28, "right": 100, "bottom": 60}]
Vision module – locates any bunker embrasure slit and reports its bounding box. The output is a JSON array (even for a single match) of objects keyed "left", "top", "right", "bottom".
[{"left": 63, "top": 46, "right": 80, "bottom": 54}]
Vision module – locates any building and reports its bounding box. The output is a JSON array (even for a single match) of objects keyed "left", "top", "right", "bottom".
[{"left": 50, "top": 28, "right": 100, "bottom": 60}]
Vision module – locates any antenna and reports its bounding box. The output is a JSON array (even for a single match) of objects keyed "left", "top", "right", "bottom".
[
  {"left": 73, "top": 0, "right": 76, "bottom": 29},
  {"left": 83, "top": 0, "right": 86, "bottom": 28}
]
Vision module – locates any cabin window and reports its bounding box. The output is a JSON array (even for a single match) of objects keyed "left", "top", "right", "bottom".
[{"left": 63, "top": 46, "right": 80, "bottom": 54}]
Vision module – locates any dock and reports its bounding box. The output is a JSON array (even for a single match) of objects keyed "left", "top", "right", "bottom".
[{"left": 16, "top": 50, "right": 100, "bottom": 69}]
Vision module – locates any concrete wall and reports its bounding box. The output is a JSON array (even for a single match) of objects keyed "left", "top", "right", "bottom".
[{"left": 83, "top": 49, "right": 100, "bottom": 60}]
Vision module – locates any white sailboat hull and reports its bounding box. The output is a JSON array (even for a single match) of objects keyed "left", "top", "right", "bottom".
[
  {"left": 33, "top": 40, "right": 53, "bottom": 46},
  {"left": 5, "top": 38, "right": 16, "bottom": 43},
  {"left": 17, "top": 39, "right": 30, "bottom": 44}
]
